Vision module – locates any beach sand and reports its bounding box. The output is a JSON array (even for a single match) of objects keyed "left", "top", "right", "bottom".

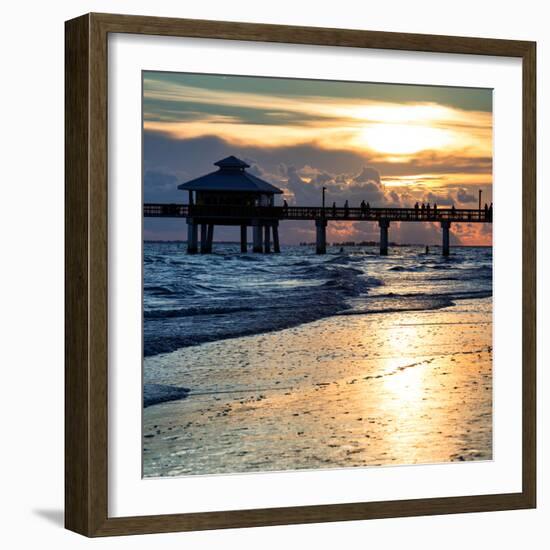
[{"left": 143, "top": 297, "right": 492, "bottom": 477}]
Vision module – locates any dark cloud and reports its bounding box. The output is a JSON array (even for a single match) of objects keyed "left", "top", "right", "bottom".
[
  {"left": 276, "top": 164, "right": 392, "bottom": 208},
  {"left": 349, "top": 180, "right": 388, "bottom": 205},
  {"left": 144, "top": 132, "right": 370, "bottom": 176},
  {"left": 456, "top": 187, "right": 476, "bottom": 204},
  {"left": 353, "top": 166, "right": 381, "bottom": 184},
  {"left": 143, "top": 133, "right": 230, "bottom": 178},
  {"left": 143, "top": 171, "right": 182, "bottom": 203},
  {"left": 245, "top": 162, "right": 264, "bottom": 177},
  {"left": 144, "top": 131, "right": 492, "bottom": 183},
  {"left": 311, "top": 171, "right": 333, "bottom": 186},
  {"left": 372, "top": 152, "right": 492, "bottom": 178},
  {"left": 424, "top": 191, "right": 455, "bottom": 206}
]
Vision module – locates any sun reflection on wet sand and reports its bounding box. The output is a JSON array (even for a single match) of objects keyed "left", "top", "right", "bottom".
[{"left": 143, "top": 298, "right": 492, "bottom": 477}]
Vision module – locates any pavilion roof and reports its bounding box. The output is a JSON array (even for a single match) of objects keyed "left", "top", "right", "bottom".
[{"left": 178, "top": 156, "right": 283, "bottom": 194}]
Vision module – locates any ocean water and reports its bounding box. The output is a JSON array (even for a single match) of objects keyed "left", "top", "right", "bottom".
[{"left": 143, "top": 243, "right": 492, "bottom": 358}]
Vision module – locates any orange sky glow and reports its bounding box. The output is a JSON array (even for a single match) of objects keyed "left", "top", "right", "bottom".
[{"left": 143, "top": 73, "right": 493, "bottom": 245}]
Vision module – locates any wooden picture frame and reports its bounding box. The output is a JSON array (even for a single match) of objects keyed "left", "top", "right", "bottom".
[{"left": 65, "top": 12, "right": 536, "bottom": 537}]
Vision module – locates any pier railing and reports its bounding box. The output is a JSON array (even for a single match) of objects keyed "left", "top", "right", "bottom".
[
  {"left": 143, "top": 203, "right": 188, "bottom": 217},
  {"left": 143, "top": 203, "right": 492, "bottom": 223}
]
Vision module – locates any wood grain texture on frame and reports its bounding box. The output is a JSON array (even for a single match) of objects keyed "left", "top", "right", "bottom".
[{"left": 65, "top": 12, "right": 536, "bottom": 537}]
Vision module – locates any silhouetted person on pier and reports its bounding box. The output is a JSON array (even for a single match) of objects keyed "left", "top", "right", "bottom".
[
  {"left": 414, "top": 202, "right": 419, "bottom": 218},
  {"left": 489, "top": 203, "right": 493, "bottom": 221},
  {"left": 426, "top": 203, "right": 431, "bottom": 218},
  {"left": 332, "top": 202, "right": 337, "bottom": 217},
  {"left": 366, "top": 202, "right": 370, "bottom": 217},
  {"left": 344, "top": 200, "right": 349, "bottom": 218},
  {"left": 283, "top": 199, "right": 288, "bottom": 213},
  {"left": 433, "top": 203, "right": 437, "bottom": 217},
  {"left": 484, "top": 203, "right": 489, "bottom": 220},
  {"left": 451, "top": 204, "right": 456, "bottom": 216},
  {"left": 425, "top": 245, "right": 430, "bottom": 254},
  {"left": 360, "top": 200, "right": 366, "bottom": 217},
  {"left": 421, "top": 203, "right": 425, "bottom": 217}
]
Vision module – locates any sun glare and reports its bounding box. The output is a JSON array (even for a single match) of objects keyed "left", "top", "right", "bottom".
[
  {"left": 356, "top": 124, "right": 454, "bottom": 155},
  {"left": 348, "top": 103, "right": 452, "bottom": 124}
]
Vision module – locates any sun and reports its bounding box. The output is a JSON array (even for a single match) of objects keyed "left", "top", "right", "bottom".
[{"left": 355, "top": 123, "right": 455, "bottom": 155}]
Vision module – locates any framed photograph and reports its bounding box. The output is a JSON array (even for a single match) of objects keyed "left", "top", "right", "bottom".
[{"left": 65, "top": 13, "right": 536, "bottom": 537}]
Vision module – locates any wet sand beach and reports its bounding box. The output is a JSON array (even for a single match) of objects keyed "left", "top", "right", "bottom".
[{"left": 143, "top": 297, "right": 492, "bottom": 477}]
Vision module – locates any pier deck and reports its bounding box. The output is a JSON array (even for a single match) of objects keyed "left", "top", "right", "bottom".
[
  {"left": 144, "top": 204, "right": 491, "bottom": 223},
  {"left": 143, "top": 203, "right": 492, "bottom": 255}
]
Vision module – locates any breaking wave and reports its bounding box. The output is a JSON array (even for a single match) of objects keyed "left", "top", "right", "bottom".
[{"left": 143, "top": 243, "right": 492, "bottom": 357}]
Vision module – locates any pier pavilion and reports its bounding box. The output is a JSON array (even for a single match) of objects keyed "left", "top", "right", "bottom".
[{"left": 177, "top": 156, "right": 283, "bottom": 254}]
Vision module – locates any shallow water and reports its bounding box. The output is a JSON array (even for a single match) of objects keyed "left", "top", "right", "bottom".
[
  {"left": 142, "top": 244, "right": 493, "bottom": 477},
  {"left": 143, "top": 299, "right": 493, "bottom": 477}
]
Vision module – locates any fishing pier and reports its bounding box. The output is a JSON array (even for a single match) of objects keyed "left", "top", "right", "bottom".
[{"left": 144, "top": 156, "right": 492, "bottom": 256}]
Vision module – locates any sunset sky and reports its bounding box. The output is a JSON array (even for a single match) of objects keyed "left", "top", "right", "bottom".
[{"left": 143, "top": 72, "right": 493, "bottom": 245}]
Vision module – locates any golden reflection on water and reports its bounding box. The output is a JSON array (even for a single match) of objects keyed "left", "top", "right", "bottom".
[
  {"left": 381, "top": 362, "right": 431, "bottom": 463},
  {"left": 144, "top": 304, "right": 493, "bottom": 476},
  {"left": 354, "top": 312, "right": 471, "bottom": 465},
  {"left": 375, "top": 321, "right": 433, "bottom": 463}
]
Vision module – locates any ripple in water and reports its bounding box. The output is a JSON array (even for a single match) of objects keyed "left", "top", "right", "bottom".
[{"left": 143, "top": 243, "right": 492, "bottom": 357}]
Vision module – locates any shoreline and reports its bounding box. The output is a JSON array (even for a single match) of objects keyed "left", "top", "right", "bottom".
[
  {"left": 144, "top": 290, "right": 492, "bottom": 358},
  {"left": 143, "top": 297, "right": 492, "bottom": 477}
]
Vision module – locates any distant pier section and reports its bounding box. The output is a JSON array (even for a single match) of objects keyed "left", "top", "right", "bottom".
[{"left": 144, "top": 156, "right": 493, "bottom": 256}]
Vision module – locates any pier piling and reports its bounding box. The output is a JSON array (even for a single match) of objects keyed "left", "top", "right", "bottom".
[
  {"left": 252, "top": 220, "right": 263, "bottom": 253},
  {"left": 316, "top": 218, "right": 327, "bottom": 254},
  {"left": 264, "top": 225, "right": 271, "bottom": 253},
  {"left": 441, "top": 220, "right": 451, "bottom": 256},
  {"left": 200, "top": 224, "right": 209, "bottom": 254},
  {"left": 240, "top": 225, "right": 247, "bottom": 253},
  {"left": 379, "top": 219, "right": 390, "bottom": 255},
  {"left": 205, "top": 224, "right": 214, "bottom": 253},
  {"left": 186, "top": 219, "right": 198, "bottom": 254},
  {"left": 273, "top": 222, "right": 281, "bottom": 253}
]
